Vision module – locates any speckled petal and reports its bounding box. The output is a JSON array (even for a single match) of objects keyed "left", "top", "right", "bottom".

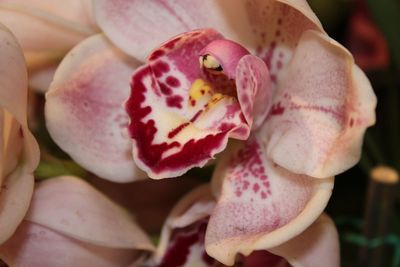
[
  {"left": 93, "top": 0, "right": 255, "bottom": 62},
  {"left": 263, "top": 30, "right": 377, "bottom": 178},
  {"left": 45, "top": 34, "right": 146, "bottom": 182},
  {"left": 0, "top": 0, "right": 97, "bottom": 53},
  {"left": 0, "top": 221, "right": 140, "bottom": 267},
  {"left": 25, "top": 176, "right": 154, "bottom": 251},
  {"left": 236, "top": 55, "right": 272, "bottom": 129},
  {"left": 245, "top": 0, "right": 323, "bottom": 82},
  {"left": 0, "top": 24, "right": 39, "bottom": 244},
  {"left": 126, "top": 29, "right": 249, "bottom": 179},
  {"left": 205, "top": 136, "right": 333, "bottom": 265},
  {"left": 270, "top": 213, "right": 339, "bottom": 267}
]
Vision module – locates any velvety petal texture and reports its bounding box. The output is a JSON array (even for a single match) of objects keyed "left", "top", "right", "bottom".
[
  {"left": 0, "top": 222, "right": 139, "bottom": 267},
  {"left": 206, "top": 136, "right": 333, "bottom": 265},
  {"left": 127, "top": 29, "right": 264, "bottom": 179},
  {"left": 263, "top": 30, "right": 377, "bottom": 178},
  {"left": 0, "top": 24, "right": 40, "bottom": 244},
  {"left": 25, "top": 176, "right": 154, "bottom": 250},
  {"left": 93, "top": 0, "right": 256, "bottom": 62},
  {"left": 0, "top": 0, "right": 97, "bottom": 53},
  {"left": 46, "top": 34, "right": 146, "bottom": 182},
  {"left": 270, "top": 213, "right": 340, "bottom": 267},
  {"left": 0, "top": 176, "right": 154, "bottom": 266}
]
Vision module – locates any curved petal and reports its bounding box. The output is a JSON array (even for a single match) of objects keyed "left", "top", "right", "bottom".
[
  {"left": 25, "top": 176, "right": 154, "bottom": 251},
  {"left": 205, "top": 135, "right": 333, "bottom": 265},
  {"left": 246, "top": 0, "right": 323, "bottom": 84},
  {"left": 0, "top": 221, "right": 140, "bottom": 267},
  {"left": 46, "top": 34, "right": 145, "bottom": 182},
  {"left": 236, "top": 55, "right": 272, "bottom": 130},
  {"left": 93, "top": 0, "right": 256, "bottom": 62},
  {"left": 0, "top": 0, "right": 97, "bottom": 53},
  {"left": 0, "top": 171, "right": 34, "bottom": 245},
  {"left": 270, "top": 213, "right": 340, "bottom": 267},
  {"left": 126, "top": 29, "right": 249, "bottom": 179},
  {"left": 156, "top": 185, "right": 215, "bottom": 261},
  {"left": 0, "top": 24, "right": 39, "bottom": 244},
  {"left": 263, "top": 30, "right": 377, "bottom": 178}
]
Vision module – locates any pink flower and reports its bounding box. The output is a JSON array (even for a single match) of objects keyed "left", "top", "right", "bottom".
[
  {"left": 0, "top": 24, "right": 39, "bottom": 244},
  {"left": 43, "top": 1, "right": 376, "bottom": 263},
  {"left": 0, "top": 176, "right": 154, "bottom": 266}
]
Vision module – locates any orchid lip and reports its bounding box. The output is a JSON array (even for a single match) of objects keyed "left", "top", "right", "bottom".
[{"left": 126, "top": 29, "right": 271, "bottom": 179}]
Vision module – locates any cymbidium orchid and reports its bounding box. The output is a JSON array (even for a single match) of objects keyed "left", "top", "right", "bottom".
[
  {"left": 44, "top": 0, "right": 377, "bottom": 264},
  {"left": 0, "top": 24, "right": 40, "bottom": 244},
  {"left": 0, "top": 0, "right": 99, "bottom": 92},
  {"left": 149, "top": 185, "right": 340, "bottom": 267},
  {"left": 0, "top": 176, "right": 155, "bottom": 267}
]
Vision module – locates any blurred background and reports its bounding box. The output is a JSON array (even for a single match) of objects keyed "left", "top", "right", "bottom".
[{"left": 306, "top": 0, "right": 400, "bottom": 266}]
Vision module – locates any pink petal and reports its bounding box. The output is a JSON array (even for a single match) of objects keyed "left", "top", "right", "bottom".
[
  {"left": 93, "top": 0, "right": 255, "bottom": 61},
  {"left": 0, "top": 171, "right": 34, "bottom": 245},
  {"left": 263, "top": 30, "right": 377, "bottom": 178},
  {"left": 45, "top": 34, "right": 146, "bottom": 182},
  {"left": 0, "top": 221, "right": 140, "bottom": 267},
  {"left": 0, "top": 0, "right": 97, "bottom": 53},
  {"left": 247, "top": 0, "right": 323, "bottom": 78},
  {"left": 205, "top": 135, "right": 333, "bottom": 265},
  {"left": 0, "top": 24, "right": 39, "bottom": 244},
  {"left": 25, "top": 176, "right": 154, "bottom": 251},
  {"left": 126, "top": 30, "right": 249, "bottom": 179},
  {"left": 270, "top": 213, "right": 340, "bottom": 267},
  {"left": 236, "top": 55, "right": 272, "bottom": 129}
]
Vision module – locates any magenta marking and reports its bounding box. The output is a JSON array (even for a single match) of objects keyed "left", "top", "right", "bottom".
[
  {"left": 290, "top": 103, "right": 344, "bottom": 121},
  {"left": 166, "top": 76, "right": 181, "bottom": 87},
  {"left": 166, "top": 95, "right": 183, "bottom": 108},
  {"left": 159, "top": 83, "right": 172, "bottom": 95},
  {"left": 270, "top": 102, "right": 285, "bottom": 116},
  {"left": 149, "top": 49, "right": 165, "bottom": 61},
  {"left": 157, "top": 221, "right": 215, "bottom": 267},
  {"left": 126, "top": 66, "right": 232, "bottom": 175},
  {"left": 263, "top": 41, "right": 276, "bottom": 69},
  {"left": 152, "top": 61, "right": 170, "bottom": 77},
  {"left": 349, "top": 118, "right": 354, "bottom": 127},
  {"left": 228, "top": 139, "right": 271, "bottom": 200},
  {"left": 190, "top": 110, "right": 203, "bottom": 122},
  {"left": 168, "top": 122, "right": 190, "bottom": 138},
  {"left": 164, "top": 36, "right": 183, "bottom": 50}
]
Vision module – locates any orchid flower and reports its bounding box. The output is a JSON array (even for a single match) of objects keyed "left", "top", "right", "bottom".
[
  {"left": 45, "top": 0, "right": 376, "bottom": 181},
  {"left": 0, "top": 176, "right": 155, "bottom": 266},
  {"left": 150, "top": 185, "right": 339, "bottom": 267},
  {"left": 0, "top": 0, "right": 99, "bottom": 92},
  {"left": 0, "top": 24, "right": 40, "bottom": 244},
  {"left": 44, "top": 1, "right": 376, "bottom": 263}
]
